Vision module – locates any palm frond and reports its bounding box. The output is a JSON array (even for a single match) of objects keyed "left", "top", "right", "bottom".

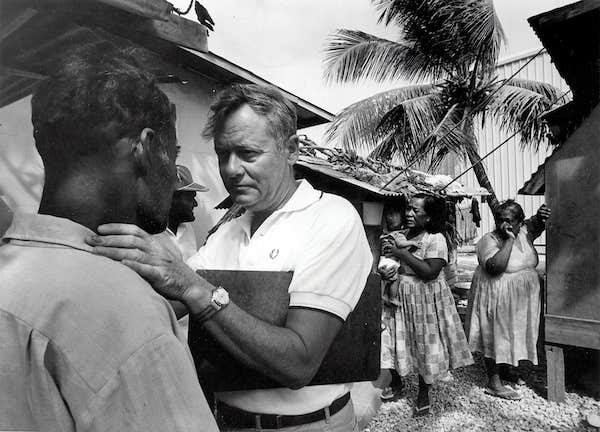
[
  {"left": 325, "top": 84, "right": 436, "bottom": 153},
  {"left": 324, "top": 30, "right": 416, "bottom": 83},
  {"left": 371, "top": 0, "right": 505, "bottom": 77},
  {"left": 375, "top": 90, "right": 474, "bottom": 165},
  {"left": 410, "top": 103, "right": 471, "bottom": 170},
  {"left": 487, "top": 85, "right": 558, "bottom": 150},
  {"left": 506, "top": 78, "right": 569, "bottom": 105},
  {"left": 377, "top": 92, "right": 443, "bottom": 154},
  {"left": 464, "top": 0, "right": 506, "bottom": 72}
]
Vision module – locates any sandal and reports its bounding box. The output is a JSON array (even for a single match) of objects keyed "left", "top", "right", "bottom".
[
  {"left": 413, "top": 391, "right": 431, "bottom": 417},
  {"left": 485, "top": 386, "right": 522, "bottom": 400},
  {"left": 381, "top": 386, "right": 402, "bottom": 402},
  {"left": 413, "top": 403, "right": 431, "bottom": 417}
]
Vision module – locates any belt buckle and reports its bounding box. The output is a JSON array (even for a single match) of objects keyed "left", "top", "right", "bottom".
[{"left": 275, "top": 414, "right": 283, "bottom": 429}]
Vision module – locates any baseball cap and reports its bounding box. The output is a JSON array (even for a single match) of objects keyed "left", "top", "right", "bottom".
[{"left": 176, "top": 165, "right": 209, "bottom": 192}]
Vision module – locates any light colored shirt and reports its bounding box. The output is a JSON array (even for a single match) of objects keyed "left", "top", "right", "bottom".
[
  {"left": 154, "top": 224, "right": 199, "bottom": 339},
  {"left": 188, "top": 179, "right": 372, "bottom": 415},
  {"left": 477, "top": 225, "right": 538, "bottom": 273},
  {"left": 401, "top": 232, "right": 448, "bottom": 280},
  {"left": 154, "top": 223, "right": 198, "bottom": 262},
  {"left": 0, "top": 213, "right": 218, "bottom": 432}
]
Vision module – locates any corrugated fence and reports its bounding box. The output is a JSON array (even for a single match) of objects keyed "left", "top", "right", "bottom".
[{"left": 461, "top": 49, "right": 569, "bottom": 253}]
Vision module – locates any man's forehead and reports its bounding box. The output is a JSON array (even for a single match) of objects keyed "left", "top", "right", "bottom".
[
  {"left": 214, "top": 126, "right": 276, "bottom": 151},
  {"left": 214, "top": 139, "right": 266, "bottom": 151}
]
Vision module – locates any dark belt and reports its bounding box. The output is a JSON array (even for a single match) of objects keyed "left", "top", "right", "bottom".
[{"left": 216, "top": 392, "right": 351, "bottom": 430}]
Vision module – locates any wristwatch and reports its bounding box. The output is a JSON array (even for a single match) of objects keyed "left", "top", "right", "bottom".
[
  {"left": 194, "top": 286, "right": 229, "bottom": 326},
  {"left": 210, "top": 286, "right": 230, "bottom": 311}
]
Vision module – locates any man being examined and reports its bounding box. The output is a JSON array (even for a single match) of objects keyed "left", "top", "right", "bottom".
[
  {"left": 0, "top": 46, "right": 218, "bottom": 431},
  {"left": 87, "top": 83, "right": 373, "bottom": 431}
]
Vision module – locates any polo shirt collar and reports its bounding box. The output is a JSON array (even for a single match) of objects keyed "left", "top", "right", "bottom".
[
  {"left": 237, "top": 180, "right": 322, "bottom": 238},
  {"left": 274, "top": 179, "right": 321, "bottom": 214},
  {"left": 3, "top": 213, "right": 95, "bottom": 253}
]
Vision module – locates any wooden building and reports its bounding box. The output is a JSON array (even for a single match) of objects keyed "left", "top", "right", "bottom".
[
  {"left": 523, "top": 0, "right": 600, "bottom": 401},
  {"left": 0, "top": 0, "right": 332, "bottom": 241}
]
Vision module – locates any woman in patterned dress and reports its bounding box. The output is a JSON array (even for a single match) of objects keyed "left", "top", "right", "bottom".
[
  {"left": 466, "top": 201, "right": 550, "bottom": 400},
  {"left": 380, "top": 194, "right": 473, "bottom": 416}
]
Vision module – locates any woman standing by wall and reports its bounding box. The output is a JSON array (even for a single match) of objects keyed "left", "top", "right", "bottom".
[{"left": 466, "top": 201, "right": 550, "bottom": 400}]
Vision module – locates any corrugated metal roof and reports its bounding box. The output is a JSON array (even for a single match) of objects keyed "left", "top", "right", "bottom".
[
  {"left": 295, "top": 160, "right": 402, "bottom": 198},
  {"left": 296, "top": 156, "right": 489, "bottom": 198}
]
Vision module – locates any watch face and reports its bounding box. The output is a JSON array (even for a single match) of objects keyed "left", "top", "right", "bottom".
[{"left": 213, "top": 287, "right": 229, "bottom": 306}]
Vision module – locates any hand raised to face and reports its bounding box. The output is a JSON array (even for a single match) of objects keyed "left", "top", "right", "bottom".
[{"left": 498, "top": 221, "right": 516, "bottom": 240}]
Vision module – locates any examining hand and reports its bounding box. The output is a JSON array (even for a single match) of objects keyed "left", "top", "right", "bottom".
[{"left": 86, "top": 224, "right": 213, "bottom": 306}]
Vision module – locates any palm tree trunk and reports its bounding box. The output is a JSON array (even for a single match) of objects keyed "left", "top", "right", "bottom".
[
  {"left": 461, "top": 115, "right": 499, "bottom": 210},
  {"left": 466, "top": 148, "right": 499, "bottom": 210}
]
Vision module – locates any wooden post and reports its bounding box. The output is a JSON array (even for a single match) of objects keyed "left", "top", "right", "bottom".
[{"left": 545, "top": 344, "right": 565, "bottom": 402}]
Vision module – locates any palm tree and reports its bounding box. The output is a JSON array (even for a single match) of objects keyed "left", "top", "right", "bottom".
[{"left": 323, "top": 0, "right": 565, "bottom": 208}]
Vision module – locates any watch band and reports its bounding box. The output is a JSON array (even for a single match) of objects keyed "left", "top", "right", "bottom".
[
  {"left": 194, "top": 304, "right": 219, "bottom": 326},
  {"left": 193, "top": 286, "right": 229, "bottom": 326}
]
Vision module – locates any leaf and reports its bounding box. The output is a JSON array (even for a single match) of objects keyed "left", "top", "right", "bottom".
[
  {"left": 371, "top": 0, "right": 505, "bottom": 76},
  {"left": 506, "top": 78, "right": 568, "bottom": 104},
  {"left": 324, "top": 30, "right": 415, "bottom": 84},
  {"left": 487, "top": 84, "right": 563, "bottom": 149},
  {"left": 324, "top": 84, "right": 436, "bottom": 154}
]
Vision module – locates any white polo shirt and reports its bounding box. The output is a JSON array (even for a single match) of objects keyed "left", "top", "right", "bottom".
[
  {"left": 154, "top": 223, "right": 198, "bottom": 262},
  {"left": 187, "top": 179, "right": 372, "bottom": 415}
]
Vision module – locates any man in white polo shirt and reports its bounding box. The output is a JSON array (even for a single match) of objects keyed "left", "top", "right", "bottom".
[{"left": 87, "top": 84, "right": 372, "bottom": 431}]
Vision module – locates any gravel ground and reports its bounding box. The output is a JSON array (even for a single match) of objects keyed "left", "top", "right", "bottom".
[{"left": 365, "top": 354, "right": 600, "bottom": 432}]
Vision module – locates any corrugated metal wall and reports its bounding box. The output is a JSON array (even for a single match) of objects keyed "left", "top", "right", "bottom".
[{"left": 461, "top": 49, "right": 569, "bottom": 252}]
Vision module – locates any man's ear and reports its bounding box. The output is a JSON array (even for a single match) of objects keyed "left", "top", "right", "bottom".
[
  {"left": 132, "top": 128, "right": 155, "bottom": 177},
  {"left": 284, "top": 134, "right": 300, "bottom": 165}
]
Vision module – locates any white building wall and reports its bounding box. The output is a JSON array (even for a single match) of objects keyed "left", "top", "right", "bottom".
[{"left": 461, "top": 49, "right": 569, "bottom": 252}]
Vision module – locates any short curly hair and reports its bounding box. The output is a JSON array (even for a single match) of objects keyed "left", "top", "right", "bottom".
[
  {"left": 31, "top": 42, "right": 175, "bottom": 169},
  {"left": 203, "top": 83, "right": 297, "bottom": 145},
  {"left": 494, "top": 199, "right": 525, "bottom": 223}
]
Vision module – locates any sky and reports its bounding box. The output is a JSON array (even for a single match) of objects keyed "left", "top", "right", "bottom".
[{"left": 171, "top": 0, "right": 575, "bottom": 138}]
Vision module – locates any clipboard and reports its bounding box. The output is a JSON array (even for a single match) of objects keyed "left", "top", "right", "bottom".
[{"left": 188, "top": 270, "right": 381, "bottom": 392}]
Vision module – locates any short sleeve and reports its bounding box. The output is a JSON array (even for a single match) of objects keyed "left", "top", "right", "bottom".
[
  {"left": 388, "top": 231, "right": 407, "bottom": 247},
  {"left": 288, "top": 197, "right": 372, "bottom": 320},
  {"left": 87, "top": 334, "right": 219, "bottom": 431},
  {"left": 423, "top": 233, "right": 448, "bottom": 263},
  {"left": 476, "top": 232, "right": 500, "bottom": 266}
]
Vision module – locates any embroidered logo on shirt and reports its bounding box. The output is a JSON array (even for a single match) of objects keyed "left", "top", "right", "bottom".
[{"left": 269, "top": 248, "right": 279, "bottom": 259}]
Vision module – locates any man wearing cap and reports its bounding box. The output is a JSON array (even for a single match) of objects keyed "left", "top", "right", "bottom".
[
  {"left": 154, "top": 164, "right": 208, "bottom": 337},
  {"left": 154, "top": 164, "right": 208, "bottom": 262}
]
